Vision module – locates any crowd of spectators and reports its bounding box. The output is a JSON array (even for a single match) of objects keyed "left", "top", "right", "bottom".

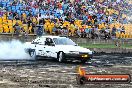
[{"left": 0, "top": 0, "right": 131, "bottom": 39}]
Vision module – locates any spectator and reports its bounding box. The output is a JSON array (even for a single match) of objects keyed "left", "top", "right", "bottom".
[
  {"left": 0, "top": 0, "right": 130, "bottom": 39},
  {"left": 117, "top": 26, "right": 122, "bottom": 33},
  {"left": 8, "top": 12, "right": 13, "bottom": 20},
  {"left": 13, "top": 22, "right": 21, "bottom": 36},
  {"left": 62, "top": 27, "right": 68, "bottom": 37},
  {"left": 80, "top": 26, "right": 86, "bottom": 38},
  {"left": 112, "top": 25, "right": 117, "bottom": 36},
  {"left": 121, "top": 26, "right": 125, "bottom": 34},
  {"left": 31, "top": 22, "right": 36, "bottom": 33},
  {"left": 14, "top": 14, "right": 20, "bottom": 20},
  {"left": 85, "top": 26, "right": 90, "bottom": 38},
  {"left": 77, "top": 28, "right": 81, "bottom": 38}
]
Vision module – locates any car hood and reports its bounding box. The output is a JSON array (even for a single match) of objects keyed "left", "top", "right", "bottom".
[{"left": 55, "top": 45, "right": 92, "bottom": 54}]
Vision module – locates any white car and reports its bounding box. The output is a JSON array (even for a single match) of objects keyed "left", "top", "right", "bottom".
[{"left": 25, "top": 36, "right": 93, "bottom": 63}]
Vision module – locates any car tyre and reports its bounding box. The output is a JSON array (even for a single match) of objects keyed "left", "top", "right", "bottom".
[
  {"left": 30, "top": 51, "right": 35, "bottom": 57},
  {"left": 81, "top": 58, "right": 91, "bottom": 63},
  {"left": 81, "top": 60, "right": 87, "bottom": 63},
  {"left": 57, "top": 52, "right": 65, "bottom": 62},
  {"left": 29, "top": 49, "right": 38, "bottom": 60}
]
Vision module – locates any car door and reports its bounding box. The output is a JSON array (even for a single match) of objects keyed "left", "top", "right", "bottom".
[
  {"left": 34, "top": 38, "right": 47, "bottom": 57},
  {"left": 43, "top": 38, "right": 57, "bottom": 58}
]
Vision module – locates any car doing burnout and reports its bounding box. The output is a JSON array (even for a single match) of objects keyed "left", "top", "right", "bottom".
[{"left": 25, "top": 36, "right": 93, "bottom": 63}]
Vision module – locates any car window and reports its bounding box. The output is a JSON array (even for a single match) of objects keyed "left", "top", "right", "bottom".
[
  {"left": 45, "top": 38, "right": 54, "bottom": 46},
  {"left": 53, "top": 38, "right": 76, "bottom": 45}
]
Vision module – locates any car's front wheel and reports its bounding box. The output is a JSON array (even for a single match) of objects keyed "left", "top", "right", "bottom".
[
  {"left": 80, "top": 58, "right": 91, "bottom": 63},
  {"left": 57, "top": 52, "right": 65, "bottom": 62}
]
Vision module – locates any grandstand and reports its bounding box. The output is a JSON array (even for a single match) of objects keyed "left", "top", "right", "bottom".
[{"left": 0, "top": 0, "right": 131, "bottom": 39}]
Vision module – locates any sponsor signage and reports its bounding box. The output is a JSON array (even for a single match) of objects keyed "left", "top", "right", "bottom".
[{"left": 76, "top": 66, "right": 131, "bottom": 84}]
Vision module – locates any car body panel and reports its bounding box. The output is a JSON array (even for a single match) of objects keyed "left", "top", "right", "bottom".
[{"left": 25, "top": 36, "right": 93, "bottom": 60}]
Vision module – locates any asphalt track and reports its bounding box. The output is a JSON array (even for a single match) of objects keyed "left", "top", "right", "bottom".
[{"left": 0, "top": 53, "right": 131, "bottom": 88}]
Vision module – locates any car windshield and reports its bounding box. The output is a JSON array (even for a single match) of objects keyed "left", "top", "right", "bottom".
[{"left": 53, "top": 38, "right": 76, "bottom": 45}]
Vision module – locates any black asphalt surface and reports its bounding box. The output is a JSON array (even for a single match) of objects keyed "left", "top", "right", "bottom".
[
  {"left": 0, "top": 53, "right": 131, "bottom": 67},
  {"left": 0, "top": 53, "right": 131, "bottom": 88}
]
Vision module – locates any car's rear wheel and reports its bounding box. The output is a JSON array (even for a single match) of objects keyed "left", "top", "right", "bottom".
[
  {"left": 28, "top": 49, "right": 38, "bottom": 60},
  {"left": 57, "top": 52, "right": 65, "bottom": 62},
  {"left": 30, "top": 51, "right": 35, "bottom": 57}
]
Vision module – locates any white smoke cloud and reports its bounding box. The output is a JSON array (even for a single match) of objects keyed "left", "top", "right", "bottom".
[{"left": 0, "top": 40, "right": 32, "bottom": 60}]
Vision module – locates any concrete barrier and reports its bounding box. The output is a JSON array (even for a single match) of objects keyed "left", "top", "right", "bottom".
[{"left": 89, "top": 48, "right": 132, "bottom": 53}]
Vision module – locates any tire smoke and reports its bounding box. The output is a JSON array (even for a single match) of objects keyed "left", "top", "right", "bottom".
[{"left": 0, "top": 40, "right": 31, "bottom": 60}]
